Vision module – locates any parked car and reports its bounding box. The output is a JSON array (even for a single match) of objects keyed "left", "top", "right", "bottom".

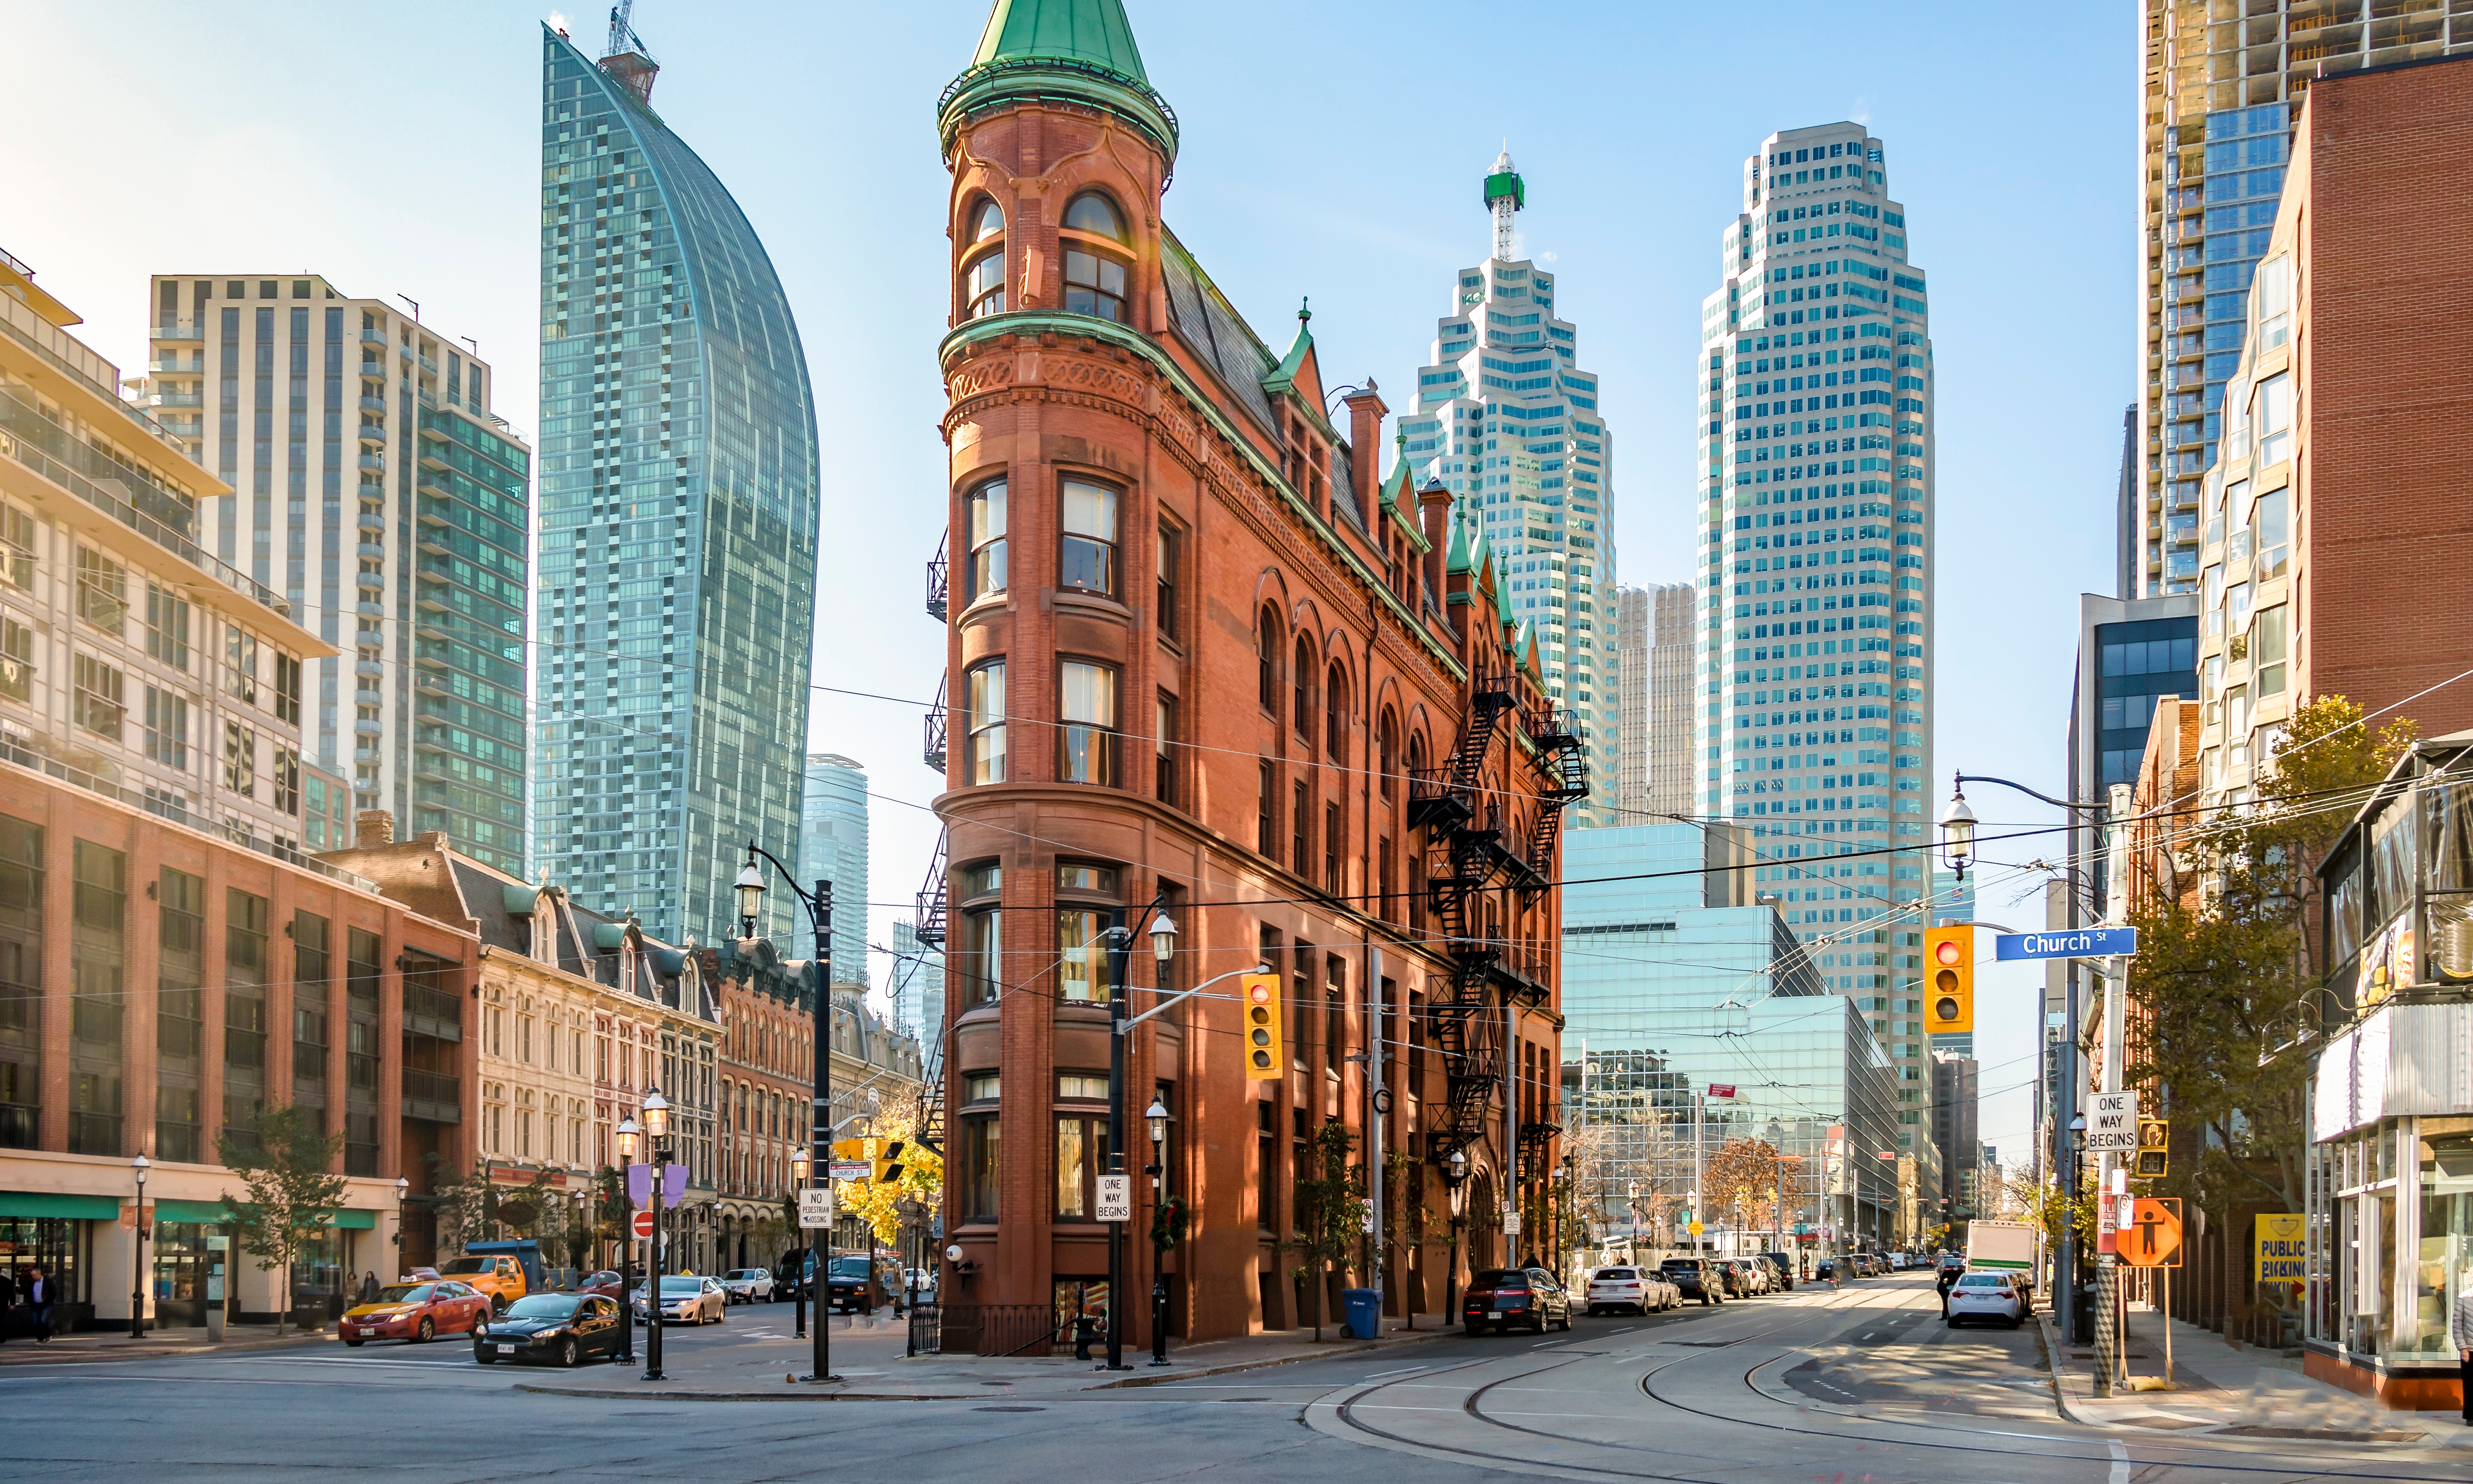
[
  {"left": 903, "top": 1267, "right": 938, "bottom": 1304},
  {"left": 473, "top": 1292, "right": 627, "bottom": 1367},
  {"left": 341, "top": 1280, "right": 491, "bottom": 1346},
  {"left": 1756, "top": 1252, "right": 1797, "bottom": 1291},
  {"left": 1887, "top": 1252, "right": 1910, "bottom": 1271},
  {"left": 774, "top": 1249, "right": 818, "bottom": 1301},
  {"left": 717, "top": 1268, "right": 774, "bottom": 1304},
  {"left": 1717, "top": 1259, "right": 1764, "bottom": 1297},
  {"left": 1584, "top": 1265, "right": 1675, "bottom": 1315},
  {"left": 578, "top": 1269, "right": 627, "bottom": 1301},
  {"left": 632, "top": 1274, "right": 727, "bottom": 1326},
  {"left": 1461, "top": 1266, "right": 1572, "bottom": 1335},
  {"left": 1660, "top": 1257, "right": 1726, "bottom": 1306},
  {"left": 1945, "top": 1271, "right": 2027, "bottom": 1328}
]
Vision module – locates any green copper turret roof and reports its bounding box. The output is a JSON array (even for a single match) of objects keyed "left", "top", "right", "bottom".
[
  {"left": 972, "top": 0, "right": 1150, "bottom": 81},
  {"left": 941, "top": 0, "right": 1177, "bottom": 169},
  {"left": 1261, "top": 298, "right": 1314, "bottom": 398},
  {"left": 1446, "top": 501, "right": 1474, "bottom": 575},
  {"left": 1495, "top": 564, "right": 1517, "bottom": 631}
]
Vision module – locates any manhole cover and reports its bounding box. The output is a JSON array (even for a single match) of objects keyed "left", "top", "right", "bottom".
[{"left": 974, "top": 1405, "right": 1047, "bottom": 1413}]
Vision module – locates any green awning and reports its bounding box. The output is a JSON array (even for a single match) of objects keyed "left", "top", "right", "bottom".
[
  {"left": 0, "top": 1191, "right": 120, "bottom": 1221},
  {"left": 151, "top": 1200, "right": 380, "bottom": 1227},
  {"left": 329, "top": 1209, "right": 376, "bottom": 1229}
]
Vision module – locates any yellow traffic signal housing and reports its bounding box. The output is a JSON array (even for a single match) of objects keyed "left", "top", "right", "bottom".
[
  {"left": 1242, "top": 972, "right": 1282, "bottom": 1080},
  {"left": 830, "top": 1137, "right": 867, "bottom": 1162},
  {"left": 1923, "top": 926, "right": 1973, "bottom": 1034},
  {"left": 874, "top": 1139, "right": 907, "bottom": 1185},
  {"left": 2134, "top": 1120, "right": 2169, "bottom": 1178}
]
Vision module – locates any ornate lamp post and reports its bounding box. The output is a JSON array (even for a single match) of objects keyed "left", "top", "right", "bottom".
[
  {"left": 1145, "top": 1095, "right": 1170, "bottom": 1367},
  {"left": 789, "top": 1147, "right": 811, "bottom": 1341},
  {"left": 129, "top": 1154, "right": 150, "bottom": 1338},
  {"left": 736, "top": 845, "right": 838, "bottom": 1384},
  {"left": 1443, "top": 1149, "right": 1470, "bottom": 1321},
  {"left": 614, "top": 1117, "right": 640, "bottom": 1363}
]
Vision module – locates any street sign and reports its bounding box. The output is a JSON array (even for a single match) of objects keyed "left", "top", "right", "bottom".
[
  {"left": 797, "top": 1189, "right": 834, "bottom": 1230},
  {"left": 1994, "top": 927, "right": 2138, "bottom": 961},
  {"left": 829, "top": 1161, "right": 870, "bottom": 1183},
  {"left": 1096, "top": 1174, "right": 1132, "bottom": 1223},
  {"left": 2121, "top": 1197, "right": 2183, "bottom": 1268},
  {"left": 2086, "top": 1090, "right": 2140, "bottom": 1151},
  {"left": 1708, "top": 1083, "right": 1737, "bottom": 1099},
  {"left": 2255, "top": 1213, "right": 2306, "bottom": 1284},
  {"left": 1687, "top": 1220, "right": 1703, "bottom": 1236},
  {"left": 631, "top": 1209, "right": 656, "bottom": 1241},
  {"left": 1504, "top": 1211, "right": 1523, "bottom": 1237}
]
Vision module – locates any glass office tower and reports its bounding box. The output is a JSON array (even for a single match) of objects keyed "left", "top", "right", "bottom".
[
  {"left": 797, "top": 752, "right": 869, "bottom": 989},
  {"left": 531, "top": 24, "right": 820, "bottom": 941}
]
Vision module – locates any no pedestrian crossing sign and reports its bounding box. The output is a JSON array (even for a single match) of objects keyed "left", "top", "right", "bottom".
[{"left": 798, "top": 1189, "right": 834, "bottom": 1229}]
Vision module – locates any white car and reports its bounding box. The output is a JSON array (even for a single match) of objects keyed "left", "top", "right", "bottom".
[
  {"left": 717, "top": 1268, "right": 773, "bottom": 1304},
  {"left": 1888, "top": 1252, "right": 1910, "bottom": 1271},
  {"left": 1584, "top": 1265, "right": 1676, "bottom": 1315},
  {"left": 1944, "top": 1271, "right": 2026, "bottom": 1329}
]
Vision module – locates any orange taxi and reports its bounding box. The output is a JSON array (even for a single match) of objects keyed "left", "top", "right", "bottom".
[{"left": 341, "top": 1279, "right": 492, "bottom": 1346}]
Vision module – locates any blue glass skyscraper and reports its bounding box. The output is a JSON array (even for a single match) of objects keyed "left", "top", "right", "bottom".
[{"left": 531, "top": 23, "right": 819, "bottom": 942}]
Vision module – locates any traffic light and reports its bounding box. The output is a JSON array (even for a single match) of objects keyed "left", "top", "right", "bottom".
[
  {"left": 830, "top": 1137, "right": 866, "bottom": 1164},
  {"left": 873, "top": 1139, "right": 907, "bottom": 1185},
  {"left": 1242, "top": 972, "right": 1282, "bottom": 1080},
  {"left": 1923, "top": 926, "right": 1973, "bottom": 1034},
  {"left": 2134, "top": 1120, "right": 2169, "bottom": 1178}
]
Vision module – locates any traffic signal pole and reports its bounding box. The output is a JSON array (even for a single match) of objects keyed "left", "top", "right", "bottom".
[{"left": 809, "top": 879, "right": 834, "bottom": 1385}]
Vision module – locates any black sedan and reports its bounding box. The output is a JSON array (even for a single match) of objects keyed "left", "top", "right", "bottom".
[
  {"left": 473, "top": 1293, "right": 627, "bottom": 1368},
  {"left": 1461, "top": 1267, "right": 1572, "bottom": 1335},
  {"left": 1659, "top": 1257, "right": 1726, "bottom": 1305}
]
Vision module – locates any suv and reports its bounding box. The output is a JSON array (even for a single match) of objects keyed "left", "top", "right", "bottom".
[
  {"left": 1462, "top": 1266, "right": 1572, "bottom": 1335},
  {"left": 1757, "top": 1252, "right": 1797, "bottom": 1291},
  {"left": 1659, "top": 1257, "right": 1725, "bottom": 1306}
]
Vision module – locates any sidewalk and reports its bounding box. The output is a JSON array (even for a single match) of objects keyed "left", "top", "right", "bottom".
[
  {"left": 2035, "top": 1304, "right": 2472, "bottom": 1448},
  {"left": 515, "top": 1312, "right": 1461, "bottom": 1401},
  {"left": 0, "top": 1322, "right": 332, "bottom": 1366}
]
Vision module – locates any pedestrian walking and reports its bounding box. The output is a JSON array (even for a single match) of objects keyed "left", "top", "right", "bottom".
[
  {"left": 2451, "top": 1267, "right": 2473, "bottom": 1426},
  {"left": 25, "top": 1266, "right": 52, "bottom": 1343},
  {"left": 359, "top": 1271, "right": 379, "bottom": 1305}
]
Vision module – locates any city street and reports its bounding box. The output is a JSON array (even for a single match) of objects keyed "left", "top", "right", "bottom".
[{"left": 4, "top": 1276, "right": 2467, "bottom": 1482}]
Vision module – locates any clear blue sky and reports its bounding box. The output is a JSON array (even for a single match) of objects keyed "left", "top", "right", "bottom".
[{"left": 8, "top": 0, "right": 2135, "bottom": 1166}]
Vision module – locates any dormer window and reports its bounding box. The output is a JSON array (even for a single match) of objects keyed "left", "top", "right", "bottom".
[
  {"left": 1061, "top": 192, "right": 1129, "bottom": 323},
  {"left": 960, "top": 198, "right": 1007, "bottom": 320}
]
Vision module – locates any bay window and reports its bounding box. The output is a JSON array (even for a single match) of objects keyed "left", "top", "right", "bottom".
[
  {"left": 1059, "top": 660, "right": 1117, "bottom": 786},
  {"left": 967, "top": 477, "right": 1007, "bottom": 599},
  {"left": 1059, "top": 478, "right": 1118, "bottom": 595},
  {"left": 966, "top": 660, "right": 1006, "bottom": 784}
]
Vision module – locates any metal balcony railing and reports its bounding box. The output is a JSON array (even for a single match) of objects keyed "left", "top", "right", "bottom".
[{"left": 926, "top": 534, "right": 949, "bottom": 623}]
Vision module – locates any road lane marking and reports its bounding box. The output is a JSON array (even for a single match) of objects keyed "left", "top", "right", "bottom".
[{"left": 2108, "top": 1439, "right": 2130, "bottom": 1484}]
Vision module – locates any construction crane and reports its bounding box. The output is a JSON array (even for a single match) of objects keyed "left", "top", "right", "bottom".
[
  {"left": 601, "top": 0, "right": 660, "bottom": 105},
  {"left": 606, "top": 0, "right": 652, "bottom": 60}
]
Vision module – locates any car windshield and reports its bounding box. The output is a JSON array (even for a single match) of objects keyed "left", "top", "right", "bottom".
[
  {"left": 1659, "top": 1260, "right": 1698, "bottom": 1271},
  {"left": 436, "top": 1258, "right": 489, "bottom": 1275},
  {"left": 1957, "top": 1273, "right": 2010, "bottom": 1288},
  {"left": 829, "top": 1258, "right": 872, "bottom": 1277},
  {"left": 1594, "top": 1269, "right": 1635, "bottom": 1280},
  {"left": 639, "top": 1277, "right": 704, "bottom": 1294},
  {"left": 377, "top": 1284, "right": 433, "bottom": 1304},
  {"left": 1468, "top": 1269, "right": 1529, "bottom": 1289},
  {"left": 506, "top": 1295, "right": 581, "bottom": 1319},
  {"left": 726, "top": 1270, "right": 761, "bottom": 1281}
]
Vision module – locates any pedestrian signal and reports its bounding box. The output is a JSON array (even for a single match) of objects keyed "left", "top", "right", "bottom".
[
  {"left": 1923, "top": 926, "right": 1973, "bottom": 1034},
  {"left": 1242, "top": 973, "right": 1282, "bottom": 1080},
  {"left": 874, "top": 1139, "right": 907, "bottom": 1185},
  {"left": 2134, "top": 1119, "right": 2168, "bottom": 1178}
]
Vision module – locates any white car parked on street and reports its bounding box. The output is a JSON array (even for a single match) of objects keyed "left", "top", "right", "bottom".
[
  {"left": 1943, "top": 1271, "right": 2026, "bottom": 1328},
  {"left": 1584, "top": 1266, "right": 1677, "bottom": 1315},
  {"left": 718, "top": 1268, "right": 773, "bottom": 1304}
]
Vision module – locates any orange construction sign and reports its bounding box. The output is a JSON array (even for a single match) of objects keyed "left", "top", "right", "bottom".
[{"left": 2120, "top": 1196, "right": 2183, "bottom": 1268}]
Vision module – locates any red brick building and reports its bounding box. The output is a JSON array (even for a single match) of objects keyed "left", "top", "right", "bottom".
[{"left": 929, "top": 0, "right": 1584, "bottom": 1343}]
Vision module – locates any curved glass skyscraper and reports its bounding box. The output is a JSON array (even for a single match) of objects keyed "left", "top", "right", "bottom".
[{"left": 531, "top": 23, "right": 819, "bottom": 942}]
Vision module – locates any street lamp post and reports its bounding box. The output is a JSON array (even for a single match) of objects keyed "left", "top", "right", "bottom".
[
  {"left": 1100, "top": 899, "right": 1177, "bottom": 1373},
  {"left": 614, "top": 1118, "right": 639, "bottom": 1364},
  {"left": 1443, "top": 1149, "right": 1470, "bottom": 1321},
  {"left": 129, "top": 1154, "right": 150, "bottom": 1338},
  {"left": 1626, "top": 1179, "right": 1640, "bottom": 1263},
  {"left": 641, "top": 1090, "right": 671, "bottom": 1382},
  {"left": 790, "top": 1147, "right": 811, "bottom": 1343},
  {"left": 737, "top": 844, "right": 838, "bottom": 1385},
  {"left": 393, "top": 1176, "right": 409, "bottom": 1276},
  {"left": 1145, "top": 1095, "right": 1170, "bottom": 1367}
]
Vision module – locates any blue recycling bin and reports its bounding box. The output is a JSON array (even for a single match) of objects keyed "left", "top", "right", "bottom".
[{"left": 1342, "top": 1288, "right": 1382, "bottom": 1341}]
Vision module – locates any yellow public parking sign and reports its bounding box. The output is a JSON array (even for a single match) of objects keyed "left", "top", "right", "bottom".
[{"left": 2255, "top": 1213, "right": 2306, "bottom": 1285}]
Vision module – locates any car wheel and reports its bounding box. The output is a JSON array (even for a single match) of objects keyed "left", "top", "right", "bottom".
[
  {"left": 474, "top": 1345, "right": 495, "bottom": 1364},
  {"left": 1946, "top": 1315, "right": 1961, "bottom": 1328},
  {"left": 1557, "top": 1313, "right": 1572, "bottom": 1333},
  {"left": 416, "top": 1317, "right": 434, "bottom": 1343},
  {"left": 491, "top": 1294, "right": 508, "bottom": 1317},
  {"left": 560, "top": 1338, "right": 581, "bottom": 1368}
]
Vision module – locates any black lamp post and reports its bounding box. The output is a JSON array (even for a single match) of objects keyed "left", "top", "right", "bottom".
[
  {"left": 1100, "top": 897, "right": 1176, "bottom": 1373},
  {"left": 790, "top": 1146, "right": 811, "bottom": 1342},
  {"left": 640, "top": 1089, "right": 671, "bottom": 1382},
  {"left": 736, "top": 844, "right": 838, "bottom": 1385},
  {"left": 1443, "top": 1149, "right": 1470, "bottom": 1321},
  {"left": 1145, "top": 1095, "right": 1170, "bottom": 1366},
  {"left": 129, "top": 1154, "right": 149, "bottom": 1338},
  {"left": 393, "top": 1176, "right": 408, "bottom": 1276},
  {"left": 614, "top": 1119, "right": 639, "bottom": 1363}
]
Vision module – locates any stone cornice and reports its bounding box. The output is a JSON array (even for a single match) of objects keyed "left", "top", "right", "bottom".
[{"left": 940, "top": 313, "right": 1466, "bottom": 685}]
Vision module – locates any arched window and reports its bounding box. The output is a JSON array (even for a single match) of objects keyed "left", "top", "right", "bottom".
[
  {"left": 1292, "top": 636, "right": 1315, "bottom": 742},
  {"left": 1060, "top": 192, "right": 1130, "bottom": 322},
  {"left": 1378, "top": 706, "right": 1398, "bottom": 802},
  {"left": 961, "top": 197, "right": 1005, "bottom": 319},
  {"left": 1324, "top": 662, "right": 1348, "bottom": 760},
  {"left": 1257, "top": 607, "right": 1280, "bottom": 714}
]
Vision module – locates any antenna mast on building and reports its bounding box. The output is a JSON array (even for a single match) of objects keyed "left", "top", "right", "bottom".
[{"left": 1484, "top": 146, "right": 1524, "bottom": 262}]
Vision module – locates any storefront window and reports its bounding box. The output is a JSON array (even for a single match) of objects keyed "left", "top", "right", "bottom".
[{"left": 0, "top": 1217, "right": 79, "bottom": 1315}]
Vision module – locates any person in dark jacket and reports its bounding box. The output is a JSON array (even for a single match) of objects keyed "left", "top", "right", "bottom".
[
  {"left": 25, "top": 1266, "right": 52, "bottom": 1342},
  {"left": 359, "top": 1272, "right": 380, "bottom": 1305}
]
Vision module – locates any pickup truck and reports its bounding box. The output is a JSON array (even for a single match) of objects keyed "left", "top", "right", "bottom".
[{"left": 439, "top": 1240, "right": 548, "bottom": 1314}]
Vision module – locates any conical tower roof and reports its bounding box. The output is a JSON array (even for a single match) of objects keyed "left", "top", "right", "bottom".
[{"left": 941, "top": 0, "right": 1177, "bottom": 167}]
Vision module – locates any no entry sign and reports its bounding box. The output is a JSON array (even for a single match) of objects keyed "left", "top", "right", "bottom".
[{"left": 631, "top": 1209, "right": 656, "bottom": 1241}]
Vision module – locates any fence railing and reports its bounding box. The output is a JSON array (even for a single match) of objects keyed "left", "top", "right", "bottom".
[{"left": 914, "top": 1301, "right": 1060, "bottom": 1358}]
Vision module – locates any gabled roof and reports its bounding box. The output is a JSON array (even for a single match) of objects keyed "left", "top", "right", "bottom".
[{"left": 1260, "top": 300, "right": 1322, "bottom": 405}]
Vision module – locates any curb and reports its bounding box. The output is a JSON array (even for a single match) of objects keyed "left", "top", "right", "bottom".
[
  {"left": 0, "top": 1332, "right": 333, "bottom": 1367},
  {"left": 1097, "top": 1324, "right": 1451, "bottom": 1389}
]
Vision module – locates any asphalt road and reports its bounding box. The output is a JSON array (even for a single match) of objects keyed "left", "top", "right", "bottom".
[{"left": 1, "top": 1274, "right": 2464, "bottom": 1482}]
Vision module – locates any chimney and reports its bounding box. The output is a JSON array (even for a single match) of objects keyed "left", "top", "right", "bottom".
[
  {"left": 1418, "top": 475, "right": 1452, "bottom": 611},
  {"left": 1341, "top": 381, "right": 1387, "bottom": 520},
  {"left": 355, "top": 809, "right": 395, "bottom": 848}
]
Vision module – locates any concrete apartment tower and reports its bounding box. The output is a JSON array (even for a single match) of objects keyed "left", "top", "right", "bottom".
[
  {"left": 797, "top": 752, "right": 868, "bottom": 989},
  {"left": 1615, "top": 582, "right": 1694, "bottom": 821},
  {"left": 1394, "top": 153, "right": 1618, "bottom": 823},
  {"left": 142, "top": 274, "right": 531, "bottom": 873},
  {"left": 530, "top": 19, "right": 821, "bottom": 943},
  {"left": 2133, "top": 2, "right": 2473, "bottom": 599},
  {"left": 1696, "top": 123, "right": 1937, "bottom": 1146}
]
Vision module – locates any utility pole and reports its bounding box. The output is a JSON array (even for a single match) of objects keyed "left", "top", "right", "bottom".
[
  {"left": 1504, "top": 993, "right": 1519, "bottom": 1263},
  {"left": 1104, "top": 908, "right": 1130, "bottom": 1372},
  {"left": 2092, "top": 783, "right": 2132, "bottom": 1398},
  {"left": 1368, "top": 946, "right": 1384, "bottom": 1320}
]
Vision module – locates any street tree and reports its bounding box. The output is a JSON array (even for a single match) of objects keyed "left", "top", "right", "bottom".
[
  {"left": 1287, "top": 1121, "right": 1369, "bottom": 1341},
  {"left": 1701, "top": 1137, "right": 1783, "bottom": 1243},
  {"left": 217, "top": 1105, "right": 348, "bottom": 1336},
  {"left": 838, "top": 1108, "right": 944, "bottom": 1248}
]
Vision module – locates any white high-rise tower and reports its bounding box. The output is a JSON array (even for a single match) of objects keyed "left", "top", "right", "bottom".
[
  {"left": 1696, "top": 123, "right": 1938, "bottom": 1143},
  {"left": 1397, "top": 151, "right": 1618, "bottom": 821}
]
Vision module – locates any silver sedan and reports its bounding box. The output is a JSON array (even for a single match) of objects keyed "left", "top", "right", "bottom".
[{"left": 632, "top": 1275, "right": 728, "bottom": 1325}]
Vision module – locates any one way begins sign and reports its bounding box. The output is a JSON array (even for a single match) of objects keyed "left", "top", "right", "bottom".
[{"left": 2085, "top": 1090, "right": 2140, "bottom": 1152}]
